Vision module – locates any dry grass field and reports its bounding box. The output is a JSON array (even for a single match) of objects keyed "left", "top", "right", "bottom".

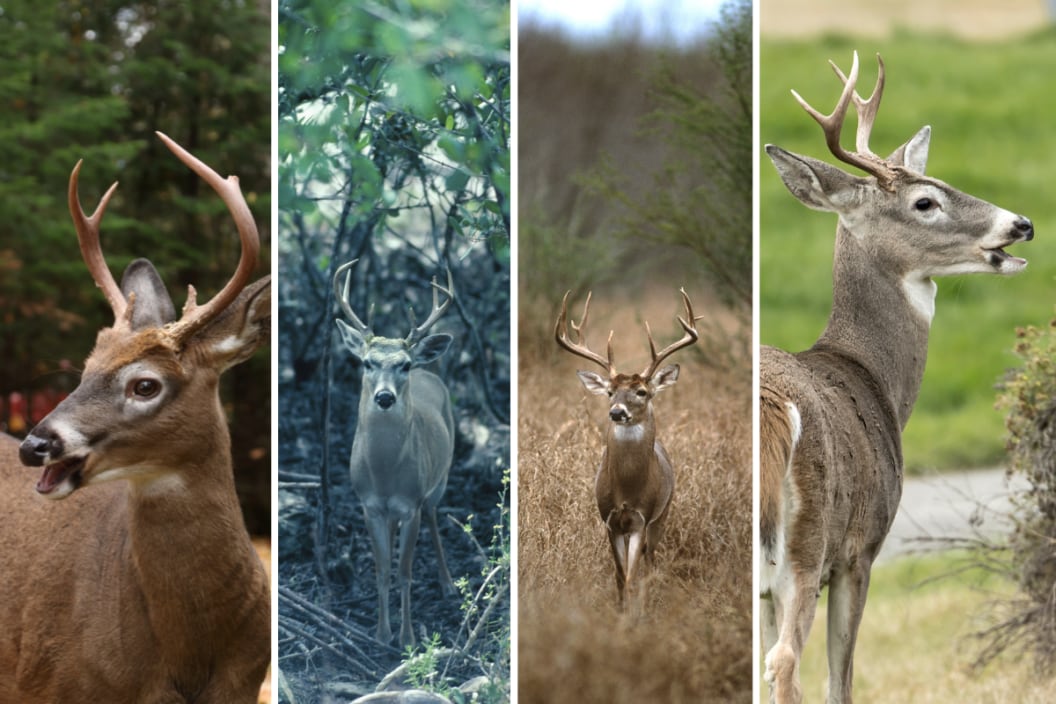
[{"left": 517, "top": 289, "right": 751, "bottom": 703}]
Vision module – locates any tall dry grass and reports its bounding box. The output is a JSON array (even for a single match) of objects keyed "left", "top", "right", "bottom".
[{"left": 517, "top": 289, "right": 752, "bottom": 703}]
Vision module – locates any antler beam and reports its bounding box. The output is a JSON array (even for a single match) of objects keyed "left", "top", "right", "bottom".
[
  {"left": 156, "top": 131, "right": 260, "bottom": 346},
  {"left": 332, "top": 259, "right": 373, "bottom": 334},
  {"left": 640, "top": 288, "right": 699, "bottom": 379},
  {"left": 68, "top": 162, "right": 127, "bottom": 325},
  {"left": 405, "top": 268, "right": 455, "bottom": 346},
  {"left": 554, "top": 291, "right": 615, "bottom": 376},
  {"left": 791, "top": 51, "right": 897, "bottom": 189}
]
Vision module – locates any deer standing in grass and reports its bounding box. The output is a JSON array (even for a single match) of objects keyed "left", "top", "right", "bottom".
[
  {"left": 760, "top": 52, "right": 1033, "bottom": 703},
  {"left": 555, "top": 289, "right": 699, "bottom": 608},
  {"left": 6, "top": 132, "right": 270, "bottom": 703},
  {"left": 333, "top": 260, "right": 457, "bottom": 648}
]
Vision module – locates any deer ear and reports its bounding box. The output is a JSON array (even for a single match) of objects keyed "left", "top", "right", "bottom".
[
  {"left": 651, "top": 364, "right": 680, "bottom": 393},
  {"left": 197, "top": 276, "right": 270, "bottom": 370},
  {"left": 766, "top": 144, "right": 864, "bottom": 213},
  {"left": 576, "top": 370, "right": 609, "bottom": 396},
  {"left": 412, "top": 333, "right": 452, "bottom": 366},
  {"left": 887, "top": 125, "right": 930, "bottom": 174},
  {"left": 335, "top": 318, "right": 368, "bottom": 360},
  {"left": 120, "top": 259, "right": 176, "bottom": 331}
]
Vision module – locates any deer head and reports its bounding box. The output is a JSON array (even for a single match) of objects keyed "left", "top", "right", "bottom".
[
  {"left": 18, "top": 132, "right": 269, "bottom": 499},
  {"left": 333, "top": 259, "right": 454, "bottom": 412},
  {"left": 555, "top": 289, "right": 699, "bottom": 430},
  {"left": 766, "top": 52, "right": 1032, "bottom": 295}
]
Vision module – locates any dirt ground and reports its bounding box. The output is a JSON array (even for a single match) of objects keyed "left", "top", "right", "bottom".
[{"left": 761, "top": 0, "right": 1050, "bottom": 39}]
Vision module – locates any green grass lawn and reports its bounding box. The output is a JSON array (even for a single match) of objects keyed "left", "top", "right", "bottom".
[
  {"left": 760, "top": 33, "right": 1056, "bottom": 472},
  {"left": 784, "top": 551, "right": 1050, "bottom": 703}
]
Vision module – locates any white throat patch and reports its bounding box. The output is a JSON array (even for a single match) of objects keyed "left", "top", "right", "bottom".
[
  {"left": 612, "top": 423, "right": 646, "bottom": 443},
  {"left": 901, "top": 273, "right": 937, "bottom": 324}
]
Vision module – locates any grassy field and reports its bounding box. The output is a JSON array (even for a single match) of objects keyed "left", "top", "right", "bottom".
[
  {"left": 518, "top": 290, "right": 751, "bottom": 703},
  {"left": 760, "top": 33, "right": 1056, "bottom": 471},
  {"left": 785, "top": 551, "right": 1051, "bottom": 702}
]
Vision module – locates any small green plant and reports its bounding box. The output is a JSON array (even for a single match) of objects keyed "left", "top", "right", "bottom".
[
  {"left": 403, "top": 632, "right": 446, "bottom": 691},
  {"left": 398, "top": 469, "right": 511, "bottom": 703}
]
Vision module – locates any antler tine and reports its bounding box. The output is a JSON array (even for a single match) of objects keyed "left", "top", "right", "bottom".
[
  {"left": 640, "top": 288, "right": 700, "bottom": 379},
  {"left": 155, "top": 131, "right": 260, "bottom": 346},
  {"left": 792, "top": 51, "right": 896, "bottom": 188},
  {"left": 68, "top": 161, "right": 129, "bottom": 324},
  {"left": 405, "top": 267, "right": 454, "bottom": 346},
  {"left": 332, "top": 259, "right": 372, "bottom": 334},
  {"left": 554, "top": 291, "right": 613, "bottom": 374}
]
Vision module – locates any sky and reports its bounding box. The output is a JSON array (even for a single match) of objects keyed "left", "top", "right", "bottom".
[{"left": 518, "top": 0, "right": 726, "bottom": 44}]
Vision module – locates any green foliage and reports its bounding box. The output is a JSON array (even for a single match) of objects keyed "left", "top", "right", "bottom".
[
  {"left": 278, "top": 0, "right": 509, "bottom": 247},
  {"left": 760, "top": 33, "right": 1056, "bottom": 471}
]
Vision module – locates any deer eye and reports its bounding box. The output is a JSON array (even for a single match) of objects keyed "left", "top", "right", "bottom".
[
  {"left": 401, "top": 361, "right": 412, "bottom": 373},
  {"left": 129, "top": 378, "right": 161, "bottom": 400},
  {"left": 635, "top": 388, "right": 648, "bottom": 398},
  {"left": 914, "top": 197, "right": 933, "bottom": 211}
]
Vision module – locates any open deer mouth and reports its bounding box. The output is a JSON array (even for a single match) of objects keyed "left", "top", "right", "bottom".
[
  {"left": 982, "top": 244, "right": 1028, "bottom": 272},
  {"left": 36, "top": 456, "right": 86, "bottom": 495}
]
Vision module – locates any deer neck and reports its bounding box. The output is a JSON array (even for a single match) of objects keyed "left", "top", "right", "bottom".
[
  {"left": 604, "top": 410, "right": 658, "bottom": 485},
  {"left": 814, "top": 225, "right": 932, "bottom": 429},
  {"left": 124, "top": 421, "right": 263, "bottom": 665},
  {"left": 356, "top": 385, "right": 414, "bottom": 462}
]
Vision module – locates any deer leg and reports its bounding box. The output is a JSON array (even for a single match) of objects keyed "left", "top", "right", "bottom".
[
  {"left": 363, "top": 507, "right": 394, "bottom": 644},
  {"left": 607, "top": 531, "right": 628, "bottom": 606},
  {"left": 764, "top": 571, "right": 819, "bottom": 704},
  {"left": 424, "top": 502, "right": 456, "bottom": 596},
  {"left": 761, "top": 595, "right": 781, "bottom": 704},
  {"left": 826, "top": 563, "right": 871, "bottom": 704},
  {"left": 625, "top": 530, "right": 645, "bottom": 616},
  {"left": 396, "top": 508, "right": 423, "bottom": 648}
]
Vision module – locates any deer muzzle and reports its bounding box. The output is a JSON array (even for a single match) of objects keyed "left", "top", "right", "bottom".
[
  {"left": 374, "top": 389, "right": 396, "bottom": 410},
  {"left": 18, "top": 429, "right": 87, "bottom": 498}
]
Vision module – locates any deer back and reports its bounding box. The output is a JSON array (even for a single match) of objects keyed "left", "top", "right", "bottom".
[{"left": 760, "top": 344, "right": 903, "bottom": 586}]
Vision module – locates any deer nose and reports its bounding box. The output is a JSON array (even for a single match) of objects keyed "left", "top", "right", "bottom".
[
  {"left": 1014, "top": 216, "right": 1034, "bottom": 241},
  {"left": 19, "top": 432, "right": 59, "bottom": 467},
  {"left": 609, "top": 406, "right": 629, "bottom": 423},
  {"left": 374, "top": 390, "right": 396, "bottom": 409}
]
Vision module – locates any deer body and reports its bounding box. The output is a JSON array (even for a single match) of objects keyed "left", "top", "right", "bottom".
[
  {"left": 334, "top": 263, "right": 457, "bottom": 648},
  {"left": 9, "top": 134, "right": 270, "bottom": 703},
  {"left": 760, "top": 54, "right": 1032, "bottom": 703},
  {"left": 557, "top": 291, "right": 696, "bottom": 606}
]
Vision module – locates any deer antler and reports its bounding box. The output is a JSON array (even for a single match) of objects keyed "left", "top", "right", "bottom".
[
  {"left": 640, "top": 288, "right": 699, "bottom": 379},
  {"left": 155, "top": 131, "right": 260, "bottom": 346},
  {"left": 332, "top": 259, "right": 374, "bottom": 335},
  {"left": 791, "top": 51, "right": 897, "bottom": 190},
  {"left": 68, "top": 162, "right": 129, "bottom": 326},
  {"left": 405, "top": 269, "right": 454, "bottom": 346},
  {"left": 554, "top": 291, "right": 615, "bottom": 377}
]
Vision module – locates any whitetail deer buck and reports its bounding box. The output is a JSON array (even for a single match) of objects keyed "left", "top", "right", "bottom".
[
  {"left": 5, "top": 132, "right": 270, "bottom": 703},
  {"left": 333, "top": 260, "right": 457, "bottom": 648},
  {"left": 555, "top": 289, "right": 698, "bottom": 608},
  {"left": 760, "top": 52, "right": 1033, "bottom": 703}
]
